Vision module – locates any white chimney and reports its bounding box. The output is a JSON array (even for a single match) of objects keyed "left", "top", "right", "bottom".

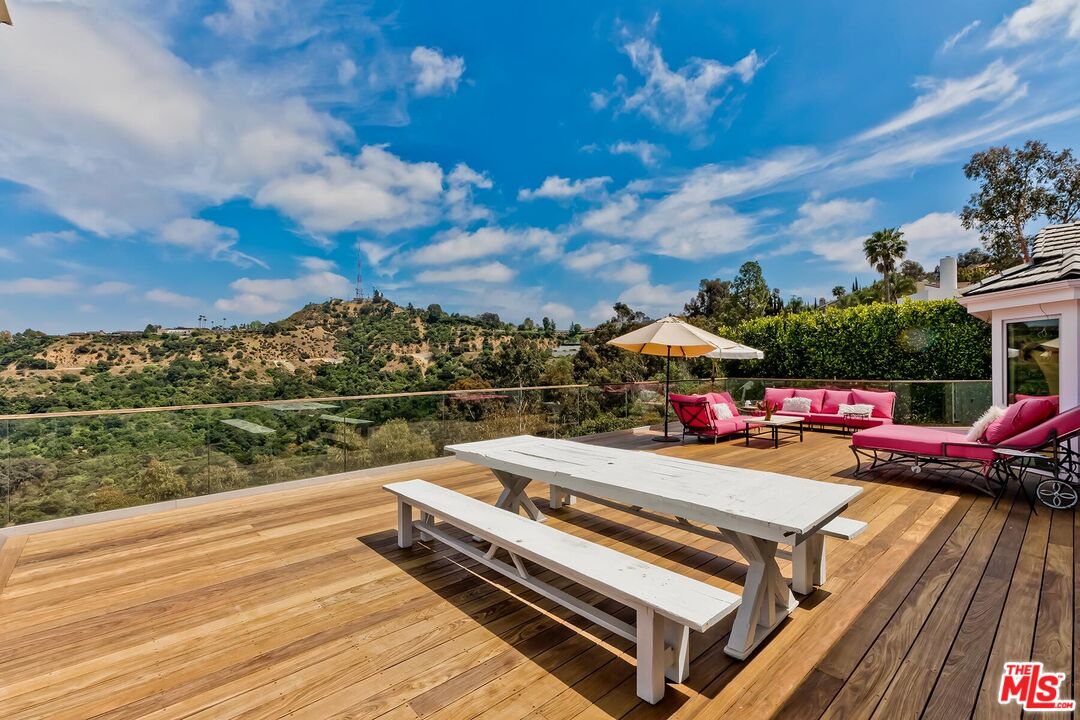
[{"left": 939, "top": 256, "right": 957, "bottom": 292}]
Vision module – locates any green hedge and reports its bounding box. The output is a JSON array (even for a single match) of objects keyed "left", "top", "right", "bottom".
[{"left": 721, "top": 300, "right": 990, "bottom": 380}]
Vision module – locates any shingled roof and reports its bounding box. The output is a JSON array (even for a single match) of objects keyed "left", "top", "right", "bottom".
[{"left": 961, "top": 222, "right": 1080, "bottom": 297}]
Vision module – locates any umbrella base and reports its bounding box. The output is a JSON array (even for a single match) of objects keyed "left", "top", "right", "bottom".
[{"left": 652, "top": 435, "right": 681, "bottom": 443}]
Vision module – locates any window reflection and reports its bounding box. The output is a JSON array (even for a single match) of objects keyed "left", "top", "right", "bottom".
[{"left": 1006, "top": 319, "right": 1059, "bottom": 400}]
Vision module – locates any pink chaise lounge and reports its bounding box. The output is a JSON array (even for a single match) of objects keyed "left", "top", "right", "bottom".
[
  {"left": 850, "top": 397, "right": 1080, "bottom": 496},
  {"left": 669, "top": 392, "right": 744, "bottom": 443}
]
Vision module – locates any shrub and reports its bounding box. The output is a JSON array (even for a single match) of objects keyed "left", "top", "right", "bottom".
[{"left": 724, "top": 300, "right": 990, "bottom": 380}]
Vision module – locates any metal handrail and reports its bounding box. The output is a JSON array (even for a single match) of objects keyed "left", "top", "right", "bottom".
[{"left": 0, "top": 377, "right": 991, "bottom": 422}]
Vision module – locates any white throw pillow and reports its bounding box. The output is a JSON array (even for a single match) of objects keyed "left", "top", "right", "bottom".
[
  {"left": 838, "top": 403, "right": 875, "bottom": 416},
  {"left": 966, "top": 405, "right": 1005, "bottom": 441},
  {"left": 781, "top": 396, "right": 812, "bottom": 413},
  {"left": 712, "top": 402, "right": 734, "bottom": 420}
]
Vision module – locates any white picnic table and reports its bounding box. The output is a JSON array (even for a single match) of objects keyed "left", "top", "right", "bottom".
[{"left": 444, "top": 435, "right": 862, "bottom": 659}]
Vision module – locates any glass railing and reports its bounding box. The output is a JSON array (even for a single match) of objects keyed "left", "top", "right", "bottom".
[{"left": 0, "top": 378, "right": 989, "bottom": 527}]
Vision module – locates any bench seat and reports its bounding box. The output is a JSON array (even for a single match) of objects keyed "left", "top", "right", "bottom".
[{"left": 385, "top": 479, "right": 741, "bottom": 703}]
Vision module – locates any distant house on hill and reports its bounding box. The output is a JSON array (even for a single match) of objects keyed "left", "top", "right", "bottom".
[
  {"left": 163, "top": 327, "right": 196, "bottom": 337},
  {"left": 903, "top": 256, "right": 971, "bottom": 302}
]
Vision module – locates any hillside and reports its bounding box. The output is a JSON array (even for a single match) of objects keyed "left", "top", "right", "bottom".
[{"left": 0, "top": 297, "right": 575, "bottom": 413}]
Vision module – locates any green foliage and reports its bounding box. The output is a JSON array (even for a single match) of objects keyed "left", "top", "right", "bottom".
[
  {"left": 863, "top": 228, "right": 907, "bottom": 303},
  {"left": 368, "top": 419, "right": 435, "bottom": 465},
  {"left": 723, "top": 300, "right": 990, "bottom": 380},
  {"left": 961, "top": 140, "right": 1080, "bottom": 266}
]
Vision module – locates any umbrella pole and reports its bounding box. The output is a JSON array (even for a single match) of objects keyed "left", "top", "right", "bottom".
[{"left": 654, "top": 346, "right": 679, "bottom": 442}]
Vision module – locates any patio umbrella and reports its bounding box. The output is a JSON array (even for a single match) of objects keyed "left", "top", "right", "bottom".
[
  {"left": 607, "top": 316, "right": 733, "bottom": 442},
  {"left": 1, "top": 0, "right": 12, "bottom": 26},
  {"left": 704, "top": 340, "right": 764, "bottom": 360}
]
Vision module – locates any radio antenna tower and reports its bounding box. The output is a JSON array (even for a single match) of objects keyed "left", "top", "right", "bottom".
[{"left": 354, "top": 251, "right": 364, "bottom": 301}]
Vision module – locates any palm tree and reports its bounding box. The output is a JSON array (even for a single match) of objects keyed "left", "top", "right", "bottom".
[{"left": 863, "top": 228, "right": 908, "bottom": 303}]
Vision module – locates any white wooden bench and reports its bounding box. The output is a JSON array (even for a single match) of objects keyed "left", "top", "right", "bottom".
[{"left": 385, "top": 479, "right": 741, "bottom": 704}]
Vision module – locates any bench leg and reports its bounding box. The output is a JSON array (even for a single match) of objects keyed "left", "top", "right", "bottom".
[
  {"left": 419, "top": 512, "right": 433, "bottom": 542},
  {"left": 397, "top": 500, "right": 413, "bottom": 548},
  {"left": 636, "top": 607, "right": 666, "bottom": 704},
  {"left": 548, "top": 485, "right": 576, "bottom": 510},
  {"left": 791, "top": 534, "right": 825, "bottom": 594},
  {"left": 664, "top": 619, "right": 690, "bottom": 683}
]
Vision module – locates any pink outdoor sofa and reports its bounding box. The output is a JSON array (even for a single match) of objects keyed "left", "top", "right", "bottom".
[
  {"left": 766, "top": 386, "right": 896, "bottom": 430},
  {"left": 850, "top": 396, "right": 1080, "bottom": 496}
]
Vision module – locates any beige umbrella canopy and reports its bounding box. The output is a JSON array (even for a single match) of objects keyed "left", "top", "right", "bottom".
[
  {"left": 608, "top": 316, "right": 757, "bottom": 442},
  {"left": 607, "top": 315, "right": 732, "bottom": 358},
  {"left": 1, "top": 0, "right": 12, "bottom": 26}
]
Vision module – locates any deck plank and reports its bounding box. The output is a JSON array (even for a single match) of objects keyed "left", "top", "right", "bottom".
[{"left": 0, "top": 428, "right": 1072, "bottom": 719}]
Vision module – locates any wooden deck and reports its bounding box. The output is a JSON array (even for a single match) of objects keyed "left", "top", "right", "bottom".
[{"left": 0, "top": 428, "right": 1075, "bottom": 719}]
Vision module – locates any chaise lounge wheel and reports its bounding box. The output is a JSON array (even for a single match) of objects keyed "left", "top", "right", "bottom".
[
  {"left": 1036, "top": 479, "right": 1078, "bottom": 509},
  {"left": 910, "top": 463, "right": 922, "bottom": 475}
]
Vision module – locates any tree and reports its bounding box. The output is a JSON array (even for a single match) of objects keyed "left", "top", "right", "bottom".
[
  {"left": 899, "top": 259, "right": 926, "bottom": 280},
  {"left": 961, "top": 141, "right": 1080, "bottom": 266},
  {"left": 541, "top": 317, "right": 555, "bottom": 333},
  {"left": 863, "top": 228, "right": 907, "bottom": 303},
  {"left": 731, "top": 261, "right": 772, "bottom": 321},
  {"left": 831, "top": 285, "right": 847, "bottom": 300},
  {"left": 684, "top": 279, "right": 735, "bottom": 322},
  {"left": 519, "top": 317, "right": 535, "bottom": 331}
]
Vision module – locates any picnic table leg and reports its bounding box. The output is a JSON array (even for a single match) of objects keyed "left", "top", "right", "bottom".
[
  {"left": 791, "top": 534, "right": 825, "bottom": 594},
  {"left": 491, "top": 470, "right": 546, "bottom": 522},
  {"left": 721, "top": 530, "right": 798, "bottom": 660},
  {"left": 397, "top": 500, "right": 413, "bottom": 548},
  {"left": 548, "top": 485, "right": 576, "bottom": 510}
]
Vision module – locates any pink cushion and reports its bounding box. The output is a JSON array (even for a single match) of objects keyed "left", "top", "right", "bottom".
[
  {"left": 812, "top": 412, "right": 890, "bottom": 428},
  {"left": 984, "top": 397, "right": 1059, "bottom": 445},
  {"left": 821, "top": 389, "right": 852, "bottom": 414},
  {"left": 851, "top": 424, "right": 965, "bottom": 455},
  {"left": 793, "top": 389, "right": 826, "bottom": 413},
  {"left": 706, "top": 392, "right": 739, "bottom": 419},
  {"left": 850, "top": 388, "right": 896, "bottom": 419},
  {"left": 1005, "top": 405, "right": 1080, "bottom": 448},
  {"left": 764, "top": 387, "right": 795, "bottom": 407},
  {"left": 1015, "top": 393, "right": 1060, "bottom": 414}
]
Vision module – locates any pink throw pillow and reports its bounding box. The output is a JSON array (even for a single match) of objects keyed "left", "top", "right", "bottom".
[
  {"left": 793, "top": 388, "right": 826, "bottom": 413},
  {"left": 984, "top": 397, "right": 1058, "bottom": 445},
  {"left": 850, "top": 388, "right": 896, "bottom": 419},
  {"left": 822, "top": 389, "right": 852, "bottom": 414},
  {"left": 764, "top": 387, "right": 795, "bottom": 407},
  {"left": 1014, "top": 393, "right": 1060, "bottom": 414}
]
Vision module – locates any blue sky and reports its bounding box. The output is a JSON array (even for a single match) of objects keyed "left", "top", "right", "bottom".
[{"left": 3, "top": 0, "right": 1080, "bottom": 333}]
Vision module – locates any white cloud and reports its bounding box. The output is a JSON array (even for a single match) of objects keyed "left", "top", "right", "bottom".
[
  {"left": 790, "top": 197, "right": 878, "bottom": 235},
  {"left": 898, "top": 211, "right": 981, "bottom": 266},
  {"left": 297, "top": 256, "right": 337, "bottom": 272},
  {"left": 158, "top": 219, "right": 266, "bottom": 268},
  {"left": 609, "top": 140, "right": 668, "bottom": 167},
  {"left": 445, "top": 163, "right": 493, "bottom": 224},
  {"left": 564, "top": 242, "right": 635, "bottom": 273},
  {"left": 415, "top": 262, "right": 516, "bottom": 284},
  {"left": 338, "top": 58, "right": 358, "bottom": 86},
  {"left": 215, "top": 269, "right": 352, "bottom": 315},
  {"left": 25, "top": 230, "right": 82, "bottom": 248},
  {"left": 357, "top": 240, "right": 399, "bottom": 268},
  {"left": 539, "top": 302, "right": 575, "bottom": 326},
  {"left": 617, "top": 281, "right": 694, "bottom": 319},
  {"left": 407, "top": 226, "right": 565, "bottom": 265},
  {"left": 78, "top": 303, "right": 96, "bottom": 313},
  {"left": 610, "top": 261, "right": 651, "bottom": 285},
  {"left": 145, "top": 288, "right": 199, "bottom": 307},
  {"left": 989, "top": 0, "right": 1080, "bottom": 47},
  {"left": 0, "top": 3, "right": 343, "bottom": 237},
  {"left": 0, "top": 248, "right": 15, "bottom": 262},
  {"left": 595, "top": 15, "right": 765, "bottom": 137},
  {"left": 89, "top": 281, "right": 134, "bottom": 296},
  {"left": 518, "top": 176, "right": 611, "bottom": 201},
  {"left": 255, "top": 147, "right": 445, "bottom": 234},
  {"left": 858, "top": 61, "right": 1026, "bottom": 141},
  {"left": 411, "top": 46, "right": 465, "bottom": 96},
  {"left": 0, "top": 277, "right": 80, "bottom": 295},
  {"left": 806, "top": 211, "right": 980, "bottom": 271},
  {"left": 942, "top": 20, "right": 981, "bottom": 52}
]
